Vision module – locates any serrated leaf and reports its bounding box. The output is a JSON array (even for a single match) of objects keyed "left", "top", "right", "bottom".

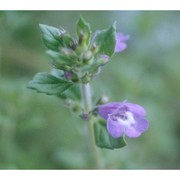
[
  {"left": 76, "top": 16, "right": 91, "bottom": 46},
  {"left": 27, "top": 72, "right": 73, "bottom": 95},
  {"left": 94, "top": 24, "right": 116, "bottom": 57},
  {"left": 94, "top": 120, "right": 127, "bottom": 150},
  {"left": 39, "top": 24, "right": 63, "bottom": 51}
]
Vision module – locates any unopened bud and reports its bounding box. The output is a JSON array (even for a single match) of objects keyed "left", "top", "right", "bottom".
[
  {"left": 87, "top": 55, "right": 110, "bottom": 75},
  {"left": 90, "top": 43, "right": 99, "bottom": 54},
  {"left": 51, "top": 61, "right": 72, "bottom": 71},
  {"left": 64, "top": 99, "right": 73, "bottom": 108},
  {"left": 83, "top": 51, "right": 93, "bottom": 62},
  {"left": 81, "top": 73, "right": 92, "bottom": 84},
  {"left": 78, "top": 30, "right": 85, "bottom": 45},
  {"left": 64, "top": 71, "right": 79, "bottom": 82},
  {"left": 98, "top": 54, "right": 110, "bottom": 64},
  {"left": 65, "top": 65, "right": 73, "bottom": 71},
  {"left": 61, "top": 48, "right": 75, "bottom": 56},
  {"left": 64, "top": 99, "right": 81, "bottom": 112},
  {"left": 72, "top": 104, "right": 81, "bottom": 112},
  {"left": 100, "top": 95, "right": 109, "bottom": 104},
  {"left": 96, "top": 95, "right": 109, "bottom": 105},
  {"left": 93, "top": 55, "right": 110, "bottom": 68},
  {"left": 80, "top": 112, "right": 91, "bottom": 121},
  {"left": 64, "top": 71, "right": 73, "bottom": 80}
]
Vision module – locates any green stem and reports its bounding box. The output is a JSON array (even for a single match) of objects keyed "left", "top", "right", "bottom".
[
  {"left": 81, "top": 83, "right": 92, "bottom": 113},
  {"left": 80, "top": 83, "right": 101, "bottom": 168}
]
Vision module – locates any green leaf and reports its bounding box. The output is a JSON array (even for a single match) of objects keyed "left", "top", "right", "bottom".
[
  {"left": 76, "top": 16, "right": 91, "bottom": 46},
  {"left": 58, "top": 84, "right": 81, "bottom": 100},
  {"left": 27, "top": 72, "right": 73, "bottom": 95},
  {"left": 39, "top": 24, "right": 63, "bottom": 51},
  {"left": 46, "top": 50, "right": 76, "bottom": 66},
  {"left": 94, "top": 23, "right": 116, "bottom": 57},
  {"left": 94, "top": 120, "right": 127, "bottom": 150}
]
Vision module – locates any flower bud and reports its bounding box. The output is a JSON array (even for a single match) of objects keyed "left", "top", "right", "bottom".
[
  {"left": 83, "top": 51, "right": 93, "bottom": 62},
  {"left": 64, "top": 99, "right": 81, "bottom": 112},
  {"left": 96, "top": 95, "right": 109, "bottom": 105},
  {"left": 61, "top": 48, "right": 76, "bottom": 57},
  {"left": 72, "top": 104, "right": 81, "bottom": 112},
  {"left": 90, "top": 43, "right": 99, "bottom": 54},
  {"left": 64, "top": 71, "right": 73, "bottom": 80},
  {"left": 87, "top": 55, "right": 110, "bottom": 75},
  {"left": 63, "top": 65, "right": 72, "bottom": 71},
  {"left": 64, "top": 71, "right": 79, "bottom": 82},
  {"left": 78, "top": 30, "right": 85, "bottom": 45},
  {"left": 51, "top": 61, "right": 72, "bottom": 71},
  {"left": 64, "top": 99, "right": 73, "bottom": 108},
  {"left": 80, "top": 112, "right": 91, "bottom": 121},
  {"left": 98, "top": 54, "right": 110, "bottom": 64},
  {"left": 81, "top": 73, "right": 92, "bottom": 84}
]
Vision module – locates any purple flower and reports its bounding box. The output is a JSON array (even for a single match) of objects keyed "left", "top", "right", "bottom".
[
  {"left": 98, "top": 101, "right": 149, "bottom": 138},
  {"left": 115, "top": 33, "right": 130, "bottom": 53}
]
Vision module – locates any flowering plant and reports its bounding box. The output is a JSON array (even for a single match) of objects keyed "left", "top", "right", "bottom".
[{"left": 28, "top": 16, "right": 148, "bottom": 166}]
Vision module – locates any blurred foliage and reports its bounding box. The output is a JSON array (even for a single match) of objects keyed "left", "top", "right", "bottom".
[{"left": 0, "top": 11, "right": 180, "bottom": 169}]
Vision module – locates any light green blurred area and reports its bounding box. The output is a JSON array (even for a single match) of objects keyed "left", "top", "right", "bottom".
[{"left": 0, "top": 11, "right": 180, "bottom": 169}]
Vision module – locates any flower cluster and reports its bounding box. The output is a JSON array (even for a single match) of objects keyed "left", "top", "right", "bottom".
[{"left": 38, "top": 17, "right": 129, "bottom": 85}]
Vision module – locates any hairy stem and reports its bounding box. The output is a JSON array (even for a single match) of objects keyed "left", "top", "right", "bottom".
[
  {"left": 80, "top": 83, "right": 101, "bottom": 168},
  {"left": 81, "top": 83, "right": 92, "bottom": 113}
]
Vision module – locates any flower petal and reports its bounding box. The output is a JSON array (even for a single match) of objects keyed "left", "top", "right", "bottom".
[
  {"left": 115, "top": 33, "right": 130, "bottom": 52},
  {"left": 126, "top": 103, "right": 146, "bottom": 117},
  {"left": 125, "top": 126, "right": 141, "bottom": 138},
  {"left": 116, "top": 32, "right": 130, "bottom": 41},
  {"left": 133, "top": 118, "right": 149, "bottom": 133},
  {"left": 125, "top": 118, "right": 149, "bottom": 138},
  {"left": 98, "top": 102, "right": 122, "bottom": 120},
  {"left": 115, "top": 43, "right": 127, "bottom": 53},
  {"left": 107, "top": 119, "right": 124, "bottom": 138}
]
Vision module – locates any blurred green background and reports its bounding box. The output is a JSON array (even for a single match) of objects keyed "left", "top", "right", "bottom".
[{"left": 0, "top": 11, "right": 180, "bottom": 169}]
